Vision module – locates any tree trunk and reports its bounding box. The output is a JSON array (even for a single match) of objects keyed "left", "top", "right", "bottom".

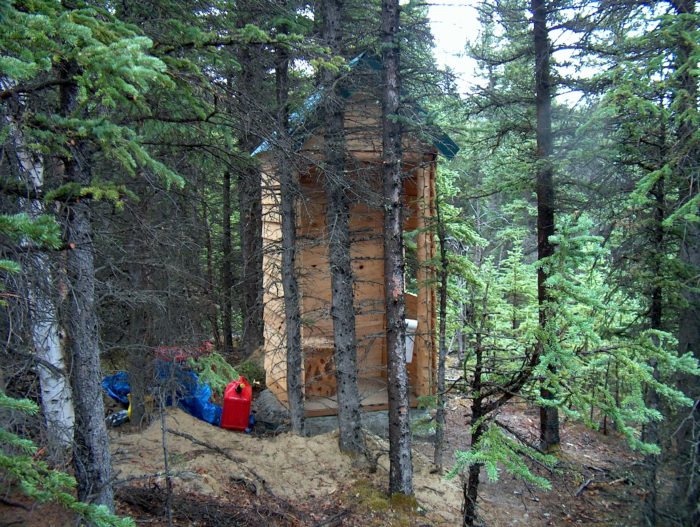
[
  {"left": 276, "top": 41, "right": 305, "bottom": 435},
  {"left": 434, "top": 194, "right": 448, "bottom": 473},
  {"left": 531, "top": 0, "right": 560, "bottom": 452},
  {"left": 463, "top": 329, "right": 485, "bottom": 527},
  {"left": 381, "top": 0, "right": 413, "bottom": 496},
  {"left": 126, "top": 238, "right": 154, "bottom": 429},
  {"left": 238, "top": 162, "right": 264, "bottom": 358},
  {"left": 671, "top": 1, "right": 700, "bottom": 523},
  {"left": 203, "top": 201, "right": 222, "bottom": 348},
  {"left": 235, "top": 5, "right": 265, "bottom": 359},
  {"left": 642, "top": 176, "right": 665, "bottom": 526},
  {"left": 321, "top": 0, "right": 364, "bottom": 455},
  {"left": 60, "top": 61, "right": 114, "bottom": 509},
  {"left": 222, "top": 170, "right": 234, "bottom": 357},
  {"left": 678, "top": 222, "right": 700, "bottom": 525},
  {"left": 9, "top": 117, "right": 75, "bottom": 458}
]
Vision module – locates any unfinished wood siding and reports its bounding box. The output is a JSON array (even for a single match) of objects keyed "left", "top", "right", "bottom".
[
  {"left": 260, "top": 90, "right": 442, "bottom": 408},
  {"left": 261, "top": 161, "right": 289, "bottom": 403},
  {"left": 297, "top": 176, "right": 387, "bottom": 382},
  {"left": 412, "top": 159, "right": 437, "bottom": 396}
]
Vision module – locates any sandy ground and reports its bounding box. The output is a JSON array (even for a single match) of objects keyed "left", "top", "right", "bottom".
[
  {"left": 110, "top": 408, "right": 464, "bottom": 525},
  {"left": 2, "top": 388, "right": 646, "bottom": 527},
  {"left": 0, "top": 338, "right": 663, "bottom": 527}
]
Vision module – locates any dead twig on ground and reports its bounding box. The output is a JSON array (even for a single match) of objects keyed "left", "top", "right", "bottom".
[
  {"left": 575, "top": 478, "right": 593, "bottom": 497},
  {"left": 313, "top": 508, "right": 351, "bottom": 527},
  {"left": 165, "top": 427, "right": 306, "bottom": 521},
  {"left": 0, "top": 497, "right": 30, "bottom": 510},
  {"left": 166, "top": 428, "right": 244, "bottom": 463}
]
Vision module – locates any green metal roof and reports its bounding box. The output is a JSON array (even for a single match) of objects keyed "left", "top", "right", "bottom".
[{"left": 252, "top": 52, "right": 459, "bottom": 160}]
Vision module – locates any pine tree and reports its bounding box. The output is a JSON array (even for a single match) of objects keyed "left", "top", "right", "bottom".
[
  {"left": 381, "top": 0, "right": 413, "bottom": 496},
  {"left": 0, "top": 172, "right": 130, "bottom": 525},
  {"left": 1, "top": 0, "right": 182, "bottom": 508},
  {"left": 320, "top": 0, "right": 366, "bottom": 455}
]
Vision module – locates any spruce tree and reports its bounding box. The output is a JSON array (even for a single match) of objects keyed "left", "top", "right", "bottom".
[
  {"left": 1, "top": 0, "right": 182, "bottom": 508},
  {"left": 381, "top": 0, "right": 413, "bottom": 496},
  {"left": 320, "top": 0, "right": 366, "bottom": 455}
]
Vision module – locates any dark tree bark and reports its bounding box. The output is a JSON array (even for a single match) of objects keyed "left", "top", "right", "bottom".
[
  {"left": 234, "top": 16, "right": 265, "bottom": 358},
  {"left": 126, "top": 239, "right": 154, "bottom": 429},
  {"left": 202, "top": 201, "right": 222, "bottom": 347},
  {"left": 672, "top": 0, "right": 700, "bottom": 522},
  {"left": 381, "top": 0, "right": 413, "bottom": 496},
  {"left": 531, "top": 0, "right": 560, "bottom": 452},
  {"left": 433, "top": 191, "right": 448, "bottom": 473},
  {"left": 222, "top": 170, "right": 234, "bottom": 357},
  {"left": 463, "top": 327, "right": 485, "bottom": 527},
  {"left": 276, "top": 40, "right": 305, "bottom": 435},
  {"left": 321, "top": 0, "right": 365, "bottom": 454},
  {"left": 237, "top": 160, "right": 264, "bottom": 358},
  {"left": 642, "top": 175, "right": 665, "bottom": 526},
  {"left": 59, "top": 60, "right": 113, "bottom": 509}
]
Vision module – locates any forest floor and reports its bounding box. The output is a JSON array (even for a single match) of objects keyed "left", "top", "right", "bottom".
[
  {"left": 417, "top": 396, "right": 646, "bottom": 526},
  {"left": 2, "top": 392, "right": 649, "bottom": 527}
]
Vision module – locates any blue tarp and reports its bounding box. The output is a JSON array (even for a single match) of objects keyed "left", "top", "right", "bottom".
[
  {"left": 102, "top": 361, "right": 222, "bottom": 426},
  {"left": 101, "top": 371, "right": 130, "bottom": 405}
]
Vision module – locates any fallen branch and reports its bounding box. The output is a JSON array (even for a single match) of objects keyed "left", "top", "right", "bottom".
[
  {"left": 164, "top": 427, "right": 295, "bottom": 512},
  {"left": 113, "top": 471, "right": 191, "bottom": 486},
  {"left": 313, "top": 508, "right": 351, "bottom": 527},
  {"left": 576, "top": 476, "right": 629, "bottom": 497},
  {"left": 583, "top": 464, "right": 607, "bottom": 473},
  {"left": 166, "top": 428, "right": 244, "bottom": 463},
  {"left": 0, "top": 496, "right": 30, "bottom": 510},
  {"left": 575, "top": 478, "right": 593, "bottom": 497},
  {"left": 604, "top": 477, "right": 629, "bottom": 486},
  {"left": 495, "top": 419, "right": 545, "bottom": 455}
]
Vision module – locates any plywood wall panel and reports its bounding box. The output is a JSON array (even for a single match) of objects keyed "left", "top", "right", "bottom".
[{"left": 260, "top": 95, "right": 440, "bottom": 408}]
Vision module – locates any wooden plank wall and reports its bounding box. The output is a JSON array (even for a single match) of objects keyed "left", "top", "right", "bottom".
[
  {"left": 261, "top": 92, "right": 439, "bottom": 405},
  {"left": 412, "top": 158, "right": 437, "bottom": 396},
  {"left": 297, "top": 174, "right": 387, "bottom": 382},
  {"left": 261, "top": 162, "right": 289, "bottom": 403}
]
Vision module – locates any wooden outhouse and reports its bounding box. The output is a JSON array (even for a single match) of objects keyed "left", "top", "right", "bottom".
[{"left": 256, "top": 53, "right": 458, "bottom": 417}]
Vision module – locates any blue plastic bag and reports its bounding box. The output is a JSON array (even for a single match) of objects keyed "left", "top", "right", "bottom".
[
  {"left": 101, "top": 364, "right": 222, "bottom": 426},
  {"left": 101, "top": 372, "right": 131, "bottom": 405}
]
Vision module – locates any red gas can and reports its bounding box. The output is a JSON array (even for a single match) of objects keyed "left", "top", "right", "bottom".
[{"left": 221, "top": 376, "right": 252, "bottom": 431}]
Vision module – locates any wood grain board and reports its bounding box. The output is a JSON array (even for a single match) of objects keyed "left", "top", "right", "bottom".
[{"left": 259, "top": 94, "right": 439, "bottom": 411}]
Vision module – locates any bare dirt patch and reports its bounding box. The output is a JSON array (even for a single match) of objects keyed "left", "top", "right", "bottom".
[
  {"left": 417, "top": 394, "right": 646, "bottom": 526},
  {"left": 111, "top": 408, "right": 463, "bottom": 526}
]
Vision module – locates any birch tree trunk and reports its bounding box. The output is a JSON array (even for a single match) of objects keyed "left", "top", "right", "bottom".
[
  {"left": 381, "top": 0, "right": 413, "bottom": 495},
  {"left": 9, "top": 116, "right": 75, "bottom": 458},
  {"left": 321, "top": 0, "right": 365, "bottom": 455}
]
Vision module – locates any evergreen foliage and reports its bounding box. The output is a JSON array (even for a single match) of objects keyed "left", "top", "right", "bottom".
[
  {"left": 0, "top": 166, "right": 130, "bottom": 524},
  {"left": 0, "top": 392, "right": 134, "bottom": 527},
  {"left": 187, "top": 352, "right": 239, "bottom": 398},
  {"left": 1, "top": 0, "right": 698, "bottom": 522},
  {"left": 449, "top": 423, "right": 557, "bottom": 490}
]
